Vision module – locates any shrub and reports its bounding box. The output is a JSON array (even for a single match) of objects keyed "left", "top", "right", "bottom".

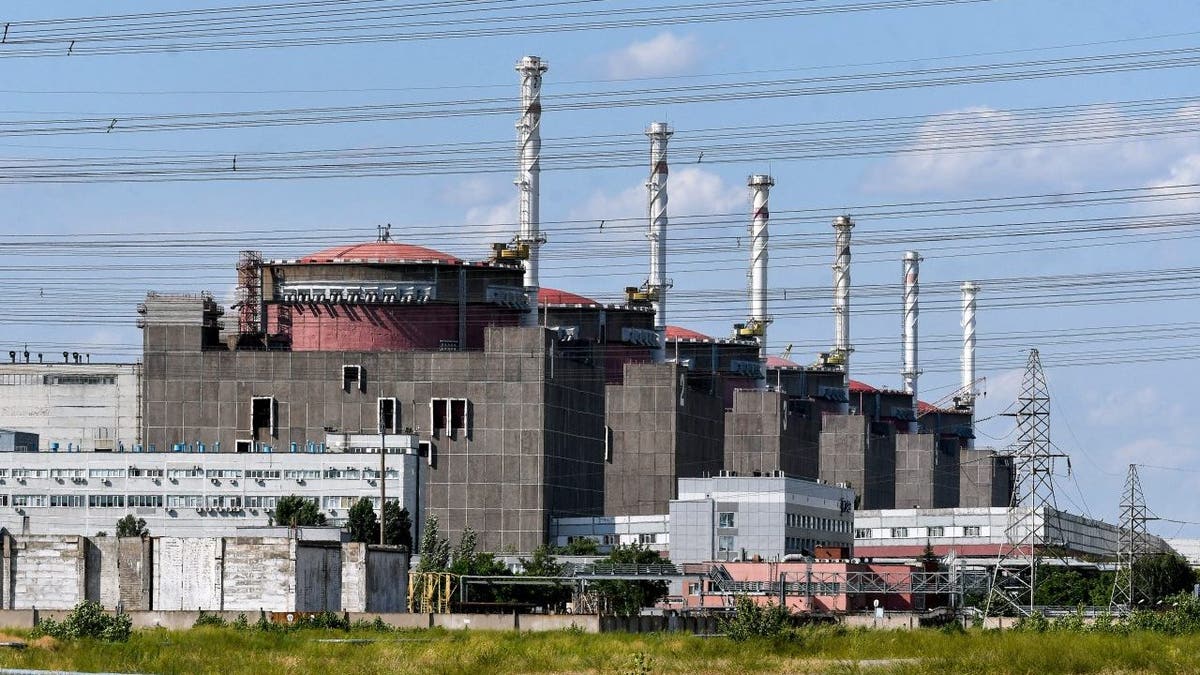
[
  {"left": 1012, "top": 611, "right": 1050, "bottom": 633},
  {"left": 233, "top": 613, "right": 250, "bottom": 630},
  {"left": 720, "top": 595, "right": 794, "bottom": 642},
  {"left": 33, "top": 601, "right": 132, "bottom": 642},
  {"left": 193, "top": 611, "right": 227, "bottom": 628}
]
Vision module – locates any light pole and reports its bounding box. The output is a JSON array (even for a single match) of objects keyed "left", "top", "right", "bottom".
[{"left": 379, "top": 429, "right": 386, "bottom": 546}]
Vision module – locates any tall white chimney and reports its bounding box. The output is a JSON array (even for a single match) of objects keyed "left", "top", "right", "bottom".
[
  {"left": 961, "top": 280, "right": 980, "bottom": 446},
  {"left": 832, "top": 215, "right": 854, "bottom": 383},
  {"left": 901, "top": 252, "right": 922, "bottom": 422},
  {"left": 748, "top": 175, "right": 774, "bottom": 385},
  {"left": 646, "top": 122, "right": 673, "bottom": 362},
  {"left": 515, "top": 56, "right": 548, "bottom": 327}
]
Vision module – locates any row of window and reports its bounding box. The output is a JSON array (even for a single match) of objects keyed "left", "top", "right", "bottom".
[
  {"left": 785, "top": 513, "right": 850, "bottom": 534},
  {"left": 3, "top": 467, "right": 399, "bottom": 481},
  {"left": 0, "top": 374, "right": 117, "bottom": 386},
  {"left": 6, "top": 494, "right": 314, "bottom": 509},
  {"left": 785, "top": 537, "right": 836, "bottom": 553},
  {"left": 564, "top": 533, "right": 659, "bottom": 546},
  {"left": 855, "top": 525, "right": 983, "bottom": 539}
]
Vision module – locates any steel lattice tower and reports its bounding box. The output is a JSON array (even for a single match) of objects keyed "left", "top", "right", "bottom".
[
  {"left": 985, "top": 349, "right": 1067, "bottom": 617},
  {"left": 1110, "top": 464, "right": 1153, "bottom": 612}
]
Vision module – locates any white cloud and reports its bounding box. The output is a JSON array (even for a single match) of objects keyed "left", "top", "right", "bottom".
[
  {"left": 602, "top": 32, "right": 702, "bottom": 79},
  {"left": 569, "top": 167, "right": 743, "bottom": 222},
  {"left": 1144, "top": 152, "right": 1200, "bottom": 215},
  {"left": 863, "top": 104, "right": 1200, "bottom": 195}
]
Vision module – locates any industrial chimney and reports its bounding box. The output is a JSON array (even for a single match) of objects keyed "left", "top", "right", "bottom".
[
  {"left": 961, "top": 281, "right": 980, "bottom": 446},
  {"left": 901, "top": 251, "right": 922, "bottom": 428},
  {"left": 747, "top": 174, "right": 774, "bottom": 386},
  {"left": 832, "top": 216, "right": 854, "bottom": 382},
  {"left": 646, "top": 122, "right": 673, "bottom": 363},
  {"left": 515, "top": 56, "right": 548, "bottom": 327}
]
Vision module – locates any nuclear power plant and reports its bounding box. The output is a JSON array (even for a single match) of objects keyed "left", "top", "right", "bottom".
[{"left": 3, "top": 55, "right": 1022, "bottom": 558}]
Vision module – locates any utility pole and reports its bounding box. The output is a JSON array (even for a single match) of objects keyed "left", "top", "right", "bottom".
[{"left": 985, "top": 349, "right": 1069, "bottom": 617}]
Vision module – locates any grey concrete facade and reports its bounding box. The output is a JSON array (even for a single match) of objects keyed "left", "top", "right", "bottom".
[
  {"left": 548, "top": 514, "right": 670, "bottom": 554},
  {"left": 723, "top": 389, "right": 819, "bottom": 480},
  {"left": 141, "top": 295, "right": 605, "bottom": 552},
  {"left": 0, "top": 364, "right": 140, "bottom": 452},
  {"left": 669, "top": 475, "right": 854, "bottom": 563},
  {"left": 894, "top": 434, "right": 960, "bottom": 509},
  {"left": 603, "top": 362, "right": 724, "bottom": 516},
  {"left": 818, "top": 414, "right": 896, "bottom": 510},
  {"left": 959, "top": 448, "right": 1014, "bottom": 508}
]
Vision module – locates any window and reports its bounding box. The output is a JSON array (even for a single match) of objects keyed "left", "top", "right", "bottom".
[
  {"left": 378, "top": 398, "right": 398, "bottom": 433},
  {"left": 324, "top": 468, "right": 362, "bottom": 480},
  {"left": 50, "top": 468, "right": 85, "bottom": 479},
  {"left": 50, "top": 495, "right": 85, "bottom": 507},
  {"left": 343, "top": 365, "right": 363, "bottom": 392},
  {"left": 246, "top": 469, "right": 280, "bottom": 481},
  {"left": 927, "top": 526, "right": 945, "bottom": 537},
  {"left": 601, "top": 534, "right": 617, "bottom": 546},
  {"left": 128, "top": 467, "right": 164, "bottom": 478},
  {"left": 166, "top": 495, "right": 203, "bottom": 508},
  {"left": 166, "top": 467, "right": 202, "bottom": 479},
  {"left": 717, "top": 535, "right": 735, "bottom": 553},
  {"left": 205, "top": 495, "right": 241, "bottom": 509},
  {"left": 431, "top": 398, "right": 470, "bottom": 437},
  {"left": 687, "top": 582, "right": 700, "bottom": 595},
  {"left": 88, "top": 494, "right": 125, "bottom": 508},
  {"left": 127, "top": 495, "right": 163, "bottom": 508},
  {"left": 44, "top": 375, "right": 116, "bottom": 386},
  {"left": 12, "top": 469, "right": 47, "bottom": 479},
  {"left": 13, "top": 495, "right": 47, "bottom": 507},
  {"left": 963, "top": 526, "right": 982, "bottom": 537},
  {"left": 718, "top": 512, "right": 735, "bottom": 529},
  {"left": 323, "top": 496, "right": 359, "bottom": 510},
  {"left": 638, "top": 533, "right": 658, "bottom": 544},
  {"left": 205, "top": 469, "right": 243, "bottom": 479},
  {"left": 283, "top": 469, "right": 321, "bottom": 481},
  {"left": 890, "top": 527, "right": 909, "bottom": 538},
  {"left": 363, "top": 467, "right": 399, "bottom": 480},
  {"left": 855, "top": 528, "right": 872, "bottom": 539},
  {"left": 89, "top": 468, "right": 126, "bottom": 479},
  {"left": 251, "top": 396, "right": 278, "bottom": 439},
  {"left": 235, "top": 440, "right": 254, "bottom": 454},
  {"left": 245, "top": 495, "right": 278, "bottom": 509}
]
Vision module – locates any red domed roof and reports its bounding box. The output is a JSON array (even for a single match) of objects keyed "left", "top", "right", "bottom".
[
  {"left": 849, "top": 379, "right": 879, "bottom": 393},
  {"left": 666, "top": 325, "right": 712, "bottom": 341},
  {"left": 299, "top": 242, "right": 462, "bottom": 265},
  {"left": 539, "top": 288, "right": 601, "bottom": 306},
  {"left": 765, "top": 355, "right": 800, "bottom": 368}
]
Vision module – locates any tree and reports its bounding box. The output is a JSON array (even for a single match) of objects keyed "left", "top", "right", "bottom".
[
  {"left": 557, "top": 538, "right": 600, "bottom": 556},
  {"left": 115, "top": 515, "right": 148, "bottom": 538},
  {"left": 1135, "top": 553, "right": 1197, "bottom": 605},
  {"left": 517, "top": 545, "right": 571, "bottom": 610},
  {"left": 273, "top": 495, "right": 327, "bottom": 527},
  {"left": 448, "top": 527, "right": 508, "bottom": 576},
  {"left": 346, "top": 498, "right": 378, "bottom": 543},
  {"left": 591, "top": 544, "right": 670, "bottom": 617},
  {"left": 382, "top": 502, "right": 413, "bottom": 550},
  {"left": 415, "top": 513, "right": 451, "bottom": 572}
]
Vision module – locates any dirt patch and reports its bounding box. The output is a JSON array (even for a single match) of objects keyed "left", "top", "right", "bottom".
[{"left": 30, "top": 635, "right": 60, "bottom": 650}]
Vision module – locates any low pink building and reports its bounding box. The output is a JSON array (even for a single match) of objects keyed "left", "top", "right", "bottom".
[{"left": 672, "top": 561, "right": 936, "bottom": 613}]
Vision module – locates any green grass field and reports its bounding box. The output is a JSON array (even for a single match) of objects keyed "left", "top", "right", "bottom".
[{"left": 1, "top": 625, "right": 1199, "bottom": 674}]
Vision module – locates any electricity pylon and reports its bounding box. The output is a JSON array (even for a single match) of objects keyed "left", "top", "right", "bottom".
[
  {"left": 985, "top": 349, "right": 1069, "bottom": 617},
  {"left": 1110, "top": 464, "right": 1154, "bottom": 612}
]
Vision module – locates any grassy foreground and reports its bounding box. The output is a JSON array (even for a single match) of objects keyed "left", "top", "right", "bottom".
[{"left": 1, "top": 625, "right": 1199, "bottom": 674}]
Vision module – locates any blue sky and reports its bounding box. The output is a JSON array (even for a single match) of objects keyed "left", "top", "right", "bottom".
[{"left": 3, "top": 1, "right": 1200, "bottom": 535}]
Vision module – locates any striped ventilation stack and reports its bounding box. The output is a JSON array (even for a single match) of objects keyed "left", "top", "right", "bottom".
[
  {"left": 515, "top": 56, "right": 548, "bottom": 327},
  {"left": 646, "top": 122, "right": 673, "bottom": 363}
]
